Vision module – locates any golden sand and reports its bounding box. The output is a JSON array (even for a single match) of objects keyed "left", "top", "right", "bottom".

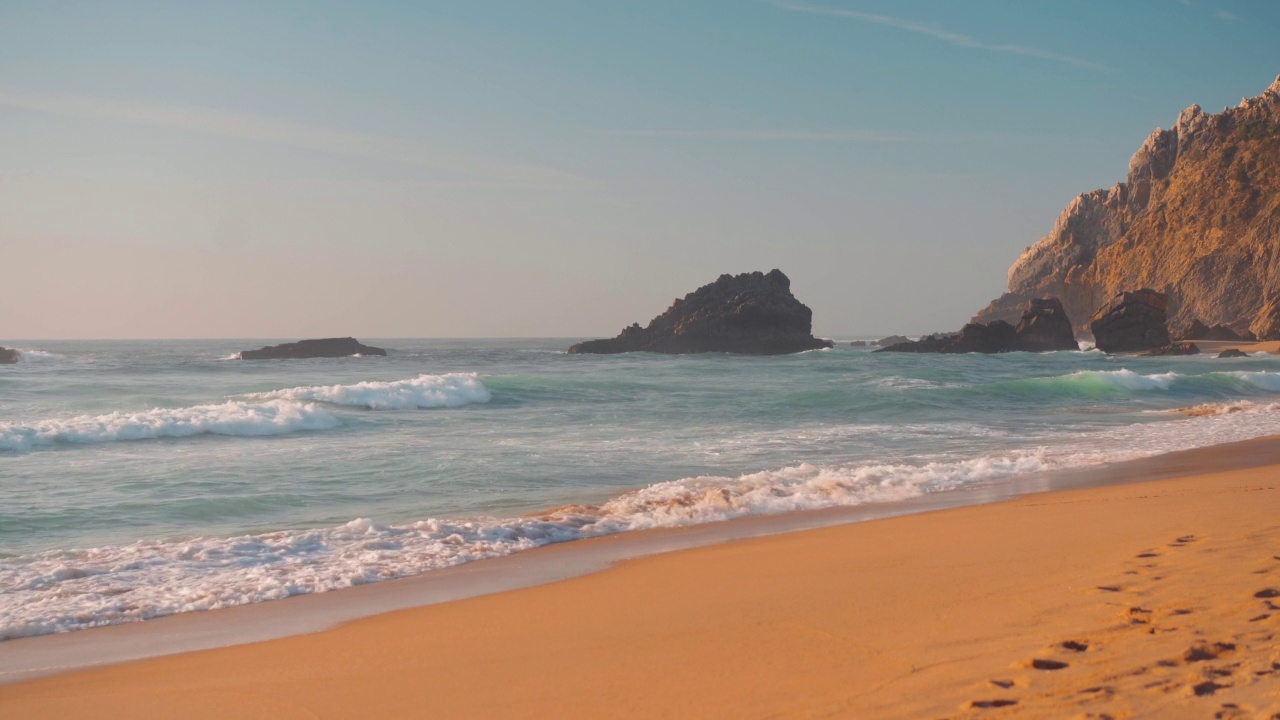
[{"left": 3, "top": 461, "right": 1279, "bottom": 719}]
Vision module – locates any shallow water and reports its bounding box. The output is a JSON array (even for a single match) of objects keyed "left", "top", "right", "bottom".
[{"left": 3, "top": 338, "right": 1280, "bottom": 638}]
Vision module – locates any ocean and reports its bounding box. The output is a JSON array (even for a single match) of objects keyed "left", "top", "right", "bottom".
[{"left": 3, "top": 338, "right": 1280, "bottom": 640}]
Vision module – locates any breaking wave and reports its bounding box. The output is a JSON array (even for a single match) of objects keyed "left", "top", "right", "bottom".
[
  {"left": 1003, "top": 369, "right": 1280, "bottom": 397},
  {"left": 7, "top": 393, "right": 1280, "bottom": 638},
  {"left": 0, "top": 451, "right": 1049, "bottom": 638},
  {"left": 0, "top": 400, "right": 339, "bottom": 452},
  {"left": 248, "top": 373, "right": 492, "bottom": 410}
]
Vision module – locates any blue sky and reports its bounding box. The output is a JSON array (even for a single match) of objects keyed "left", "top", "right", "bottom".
[{"left": 1, "top": 0, "right": 1277, "bottom": 338}]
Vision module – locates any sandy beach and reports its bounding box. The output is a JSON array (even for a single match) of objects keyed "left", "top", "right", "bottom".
[{"left": 2, "top": 444, "right": 1278, "bottom": 719}]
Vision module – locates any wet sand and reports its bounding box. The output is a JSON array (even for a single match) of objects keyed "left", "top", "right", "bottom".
[{"left": 3, "top": 442, "right": 1280, "bottom": 718}]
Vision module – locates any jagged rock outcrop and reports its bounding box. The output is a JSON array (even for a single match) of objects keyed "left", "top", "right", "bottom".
[
  {"left": 567, "top": 270, "right": 832, "bottom": 355},
  {"left": 0, "top": 347, "right": 18, "bottom": 364},
  {"left": 876, "top": 332, "right": 957, "bottom": 353},
  {"left": 1010, "top": 297, "right": 1078, "bottom": 351},
  {"left": 1253, "top": 300, "right": 1280, "bottom": 340},
  {"left": 874, "top": 335, "right": 911, "bottom": 347},
  {"left": 1173, "top": 318, "right": 1254, "bottom": 341},
  {"left": 974, "top": 75, "right": 1280, "bottom": 337},
  {"left": 239, "top": 337, "right": 387, "bottom": 360},
  {"left": 942, "top": 321, "right": 1017, "bottom": 354},
  {"left": 877, "top": 297, "right": 1077, "bottom": 354},
  {"left": 1089, "top": 289, "right": 1171, "bottom": 353}
]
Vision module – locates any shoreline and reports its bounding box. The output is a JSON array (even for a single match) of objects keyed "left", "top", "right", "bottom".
[
  {"left": 4, "top": 436, "right": 1280, "bottom": 717},
  {"left": 4, "top": 434, "right": 1280, "bottom": 689}
]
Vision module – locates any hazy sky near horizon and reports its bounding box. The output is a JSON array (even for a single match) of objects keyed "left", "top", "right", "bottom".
[{"left": 2, "top": 1, "right": 1278, "bottom": 339}]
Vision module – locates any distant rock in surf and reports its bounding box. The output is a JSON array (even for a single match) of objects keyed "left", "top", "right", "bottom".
[
  {"left": 567, "top": 269, "right": 832, "bottom": 355},
  {"left": 875, "top": 297, "right": 1077, "bottom": 354},
  {"left": 238, "top": 337, "right": 387, "bottom": 360},
  {"left": 874, "top": 335, "right": 910, "bottom": 347},
  {"left": 1141, "top": 341, "right": 1200, "bottom": 356},
  {"left": 0, "top": 347, "right": 18, "bottom": 364},
  {"left": 1218, "top": 348, "right": 1249, "bottom": 358},
  {"left": 849, "top": 340, "right": 868, "bottom": 347},
  {"left": 1089, "top": 289, "right": 1171, "bottom": 353},
  {"left": 876, "top": 332, "right": 958, "bottom": 353},
  {"left": 941, "top": 321, "right": 1017, "bottom": 354},
  {"left": 1173, "top": 318, "right": 1253, "bottom": 342}
]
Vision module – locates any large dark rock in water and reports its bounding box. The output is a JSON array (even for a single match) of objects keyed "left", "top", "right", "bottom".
[
  {"left": 941, "top": 321, "right": 1017, "bottom": 354},
  {"left": 0, "top": 347, "right": 18, "bottom": 364},
  {"left": 877, "top": 332, "right": 957, "bottom": 353},
  {"left": 1218, "top": 348, "right": 1250, "bottom": 358},
  {"left": 1011, "top": 297, "right": 1078, "bottom": 351},
  {"left": 239, "top": 337, "right": 386, "bottom": 360},
  {"left": 876, "top": 297, "right": 1077, "bottom": 354},
  {"left": 1141, "top": 341, "right": 1200, "bottom": 356},
  {"left": 874, "top": 335, "right": 911, "bottom": 347},
  {"left": 1089, "top": 289, "right": 1171, "bottom": 353},
  {"left": 567, "top": 270, "right": 832, "bottom": 355}
]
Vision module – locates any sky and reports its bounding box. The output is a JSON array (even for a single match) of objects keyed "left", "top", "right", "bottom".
[{"left": 1, "top": 1, "right": 1277, "bottom": 339}]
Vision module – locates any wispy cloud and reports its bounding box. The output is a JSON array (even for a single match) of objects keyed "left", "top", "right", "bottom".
[
  {"left": 1214, "top": 9, "right": 1238, "bottom": 20},
  {"left": 0, "top": 88, "right": 578, "bottom": 187},
  {"left": 598, "top": 129, "right": 908, "bottom": 141},
  {"left": 770, "top": 1, "right": 1111, "bottom": 72}
]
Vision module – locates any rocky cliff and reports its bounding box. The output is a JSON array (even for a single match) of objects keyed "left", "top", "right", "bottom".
[
  {"left": 568, "top": 269, "right": 832, "bottom": 355},
  {"left": 973, "top": 75, "right": 1280, "bottom": 338}
]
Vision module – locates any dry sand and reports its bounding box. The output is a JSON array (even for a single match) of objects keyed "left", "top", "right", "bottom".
[
  {"left": 3, "top": 459, "right": 1279, "bottom": 719},
  {"left": 1189, "top": 340, "right": 1280, "bottom": 355}
]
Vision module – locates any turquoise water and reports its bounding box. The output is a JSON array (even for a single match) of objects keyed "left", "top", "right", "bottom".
[{"left": 3, "top": 338, "right": 1280, "bottom": 638}]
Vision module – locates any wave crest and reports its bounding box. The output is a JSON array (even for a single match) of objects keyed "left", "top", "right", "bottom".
[
  {"left": 249, "top": 373, "right": 491, "bottom": 410},
  {"left": 0, "top": 400, "right": 339, "bottom": 452}
]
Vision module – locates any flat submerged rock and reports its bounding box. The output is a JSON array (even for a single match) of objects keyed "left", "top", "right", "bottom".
[{"left": 238, "top": 337, "right": 386, "bottom": 360}]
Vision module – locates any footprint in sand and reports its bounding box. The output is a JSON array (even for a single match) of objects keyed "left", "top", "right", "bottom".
[
  {"left": 964, "top": 698, "right": 1018, "bottom": 709},
  {"left": 1180, "top": 641, "right": 1236, "bottom": 663},
  {"left": 1254, "top": 588, "right": 1279, "bottom": 598},
  {"left": 1124, "top": 606, "right": 1153, "bottom": 624},
  {"left": 1214, "top": 702, "right": 1255, "bottom": 719},
  {"left": 1017, "top": 658, "right": 1070, "bottom": 671},
  {"left": 1189, "top": 680, "right": 1230, "bottom": 696}
]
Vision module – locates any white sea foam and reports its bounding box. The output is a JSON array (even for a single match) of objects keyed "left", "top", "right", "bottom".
[
  {"left": 1156, "top": 400, "right": 1280, "bottom": 417},
  {"left": 8, "top": 368, "right": 1280, "bottom": 639},
  {"left": 0, "top": 400, "right": 339, "bottom": 452},
  {"left": 13, "top": 348, "right": 61, "bottom": 361},
  {"left": 0, "top": 451, "right": 1048, "bottom": 638},
  {"left": 1070, "top": 369, "right": 1179, "bottom": 390},
  {"left": 11, "top": 398, "right": 1280, "bottom": 639},
  {"left": 249, "top": 373, "right": 491, "bottom": 410}
]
